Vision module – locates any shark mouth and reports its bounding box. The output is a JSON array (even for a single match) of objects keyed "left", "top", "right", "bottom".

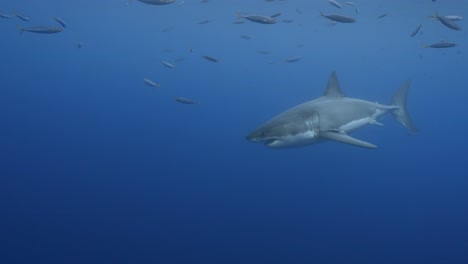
[{"left": 264, "top": 139, "right": 278, "bottom": 146}]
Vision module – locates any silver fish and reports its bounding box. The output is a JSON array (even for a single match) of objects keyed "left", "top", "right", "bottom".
[
  {"left": 345, "top": 0, "right": 358, "bottom": 14},
  {"left": 429, "top": 14, "right": 463, "bottom": 21},
  {"left": 143, "top": 78, "right": 161, "bottom": 87},
  {"left": 444, "top": 15, "right": 463, "bottom": 21},
  {"left": 236, "top": 12, "right": 276, "bottom": 24},
  {"left": 17, "top": 25, "right": 62, "bottom": 34},
  {"left": 51, "top": 17, "right": 67, "bottom": 28},
  {"left": 320, "top": 12, "right": 356, "bottom": 23},
  {"left": 270, "top": 13, "right": 282, "bottom": 18},
  {"left": 434, "top": 12, "right": 461, "bottom": 30},
  {"left": 377, "top": 13, "right": 388, "bottom": 19},
  {"left": 175, "top": 97, "right": 200, "bottom": 104},
  {"left": 284, "top": 56, "right": 302, "bottom": 62},
  {"left": 161, "top": 61, "right": 176, "bottom": 68},
  {"left": 424, "top": 42, "right": 457, "bottom": 48},
  {"left": 328, "top": 0, "right": 342, "bottom": 9},
  {"left": 137, "top": 0, "right": 176, "bottom": 5},
  {"left": 410, "top": 24, "right": 422, "bottom": 37},
  {"left": 0, "top": 12, "right": 9, "bottom": 19},
  {"left": 13, "top": 13, "right": 30, "bottom": 21},
  {"left": 202, "top": 55, "right": 219, "bottom": 62}
]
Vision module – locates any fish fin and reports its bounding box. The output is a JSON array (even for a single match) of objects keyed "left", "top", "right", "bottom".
[
  {"left": 16, "top": 25, "right": 24, "bottom": 35},
  {"left": 321, "top": 131, "right": 378, "bottom": 149},
  {"left": 323, "top": 71, "right": 344, "bottom": 97},
  {"left": 391, "top": 80, "right": 418, "bottom": 132}
]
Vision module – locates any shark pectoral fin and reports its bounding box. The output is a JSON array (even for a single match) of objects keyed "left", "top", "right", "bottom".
[{"left": 321, "top": 131, "right": 378, "bottom": 149}]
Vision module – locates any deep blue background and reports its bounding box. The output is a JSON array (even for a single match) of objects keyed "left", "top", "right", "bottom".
[{"left": 1, "top": 0, "right": 467, "bottom": 263}]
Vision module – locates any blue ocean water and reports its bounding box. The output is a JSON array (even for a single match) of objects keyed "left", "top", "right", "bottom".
[{"left": 1, "top": 0, "right": 467, "bottom": 263}]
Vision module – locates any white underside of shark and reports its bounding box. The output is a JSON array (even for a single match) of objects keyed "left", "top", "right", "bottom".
[{"left": 246, "top": 71, "right": 417, "bottom": 149}]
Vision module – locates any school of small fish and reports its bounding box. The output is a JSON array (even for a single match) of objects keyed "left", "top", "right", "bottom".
[{"left": 1, "top": 0, "right": 463, "bottom": 105}]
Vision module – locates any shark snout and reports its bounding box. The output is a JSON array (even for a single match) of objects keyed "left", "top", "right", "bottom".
[
  {"left": 245, "top": 133, "right": 258, "bottom": 142},
  {"left": 246, "top": 129, "right": 266, "bottom": 142}
]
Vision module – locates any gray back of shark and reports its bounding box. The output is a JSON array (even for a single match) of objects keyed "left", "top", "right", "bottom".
[{"left": 246, "top": 71, "right": 417, "bottom": 149}]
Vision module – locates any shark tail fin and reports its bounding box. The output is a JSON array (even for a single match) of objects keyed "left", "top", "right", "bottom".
[{"left": 391, "top": 80, "right": 418, "bottom": 132}]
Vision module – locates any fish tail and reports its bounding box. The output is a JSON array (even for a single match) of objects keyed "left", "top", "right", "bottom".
[
  {"left": 391, "top": 80, "right": 418, "bottom": 132},
  {"left": 16, "top": 25, "right": 24, "bottom": 35},
  {"left": 235, "top": 12, "right": 242, "bottom": 19},
  {"left": 319, "top": 10, "right": 324, "bottom": 16}
]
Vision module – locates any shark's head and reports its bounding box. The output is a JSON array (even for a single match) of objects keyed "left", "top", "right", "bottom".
[
  {"left": 246, "top": 112, "right": 321, "bottom": 148},
  {"left": 246, "top": 125, "right": 285, "bottom": 147}
]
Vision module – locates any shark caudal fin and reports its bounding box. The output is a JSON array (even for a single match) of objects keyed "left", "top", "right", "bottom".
[{"left": 391, "top": 80, "right": 418, "bottom": 132}]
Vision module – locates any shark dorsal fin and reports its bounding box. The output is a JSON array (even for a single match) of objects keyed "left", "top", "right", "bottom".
[{"left": 323, "top": 71, "right": 344, "bottom": 97}]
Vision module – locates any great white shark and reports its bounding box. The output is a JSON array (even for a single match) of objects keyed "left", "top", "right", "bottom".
[{"left": 246, "top": 71, "right": 417, "bottom": 149}]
